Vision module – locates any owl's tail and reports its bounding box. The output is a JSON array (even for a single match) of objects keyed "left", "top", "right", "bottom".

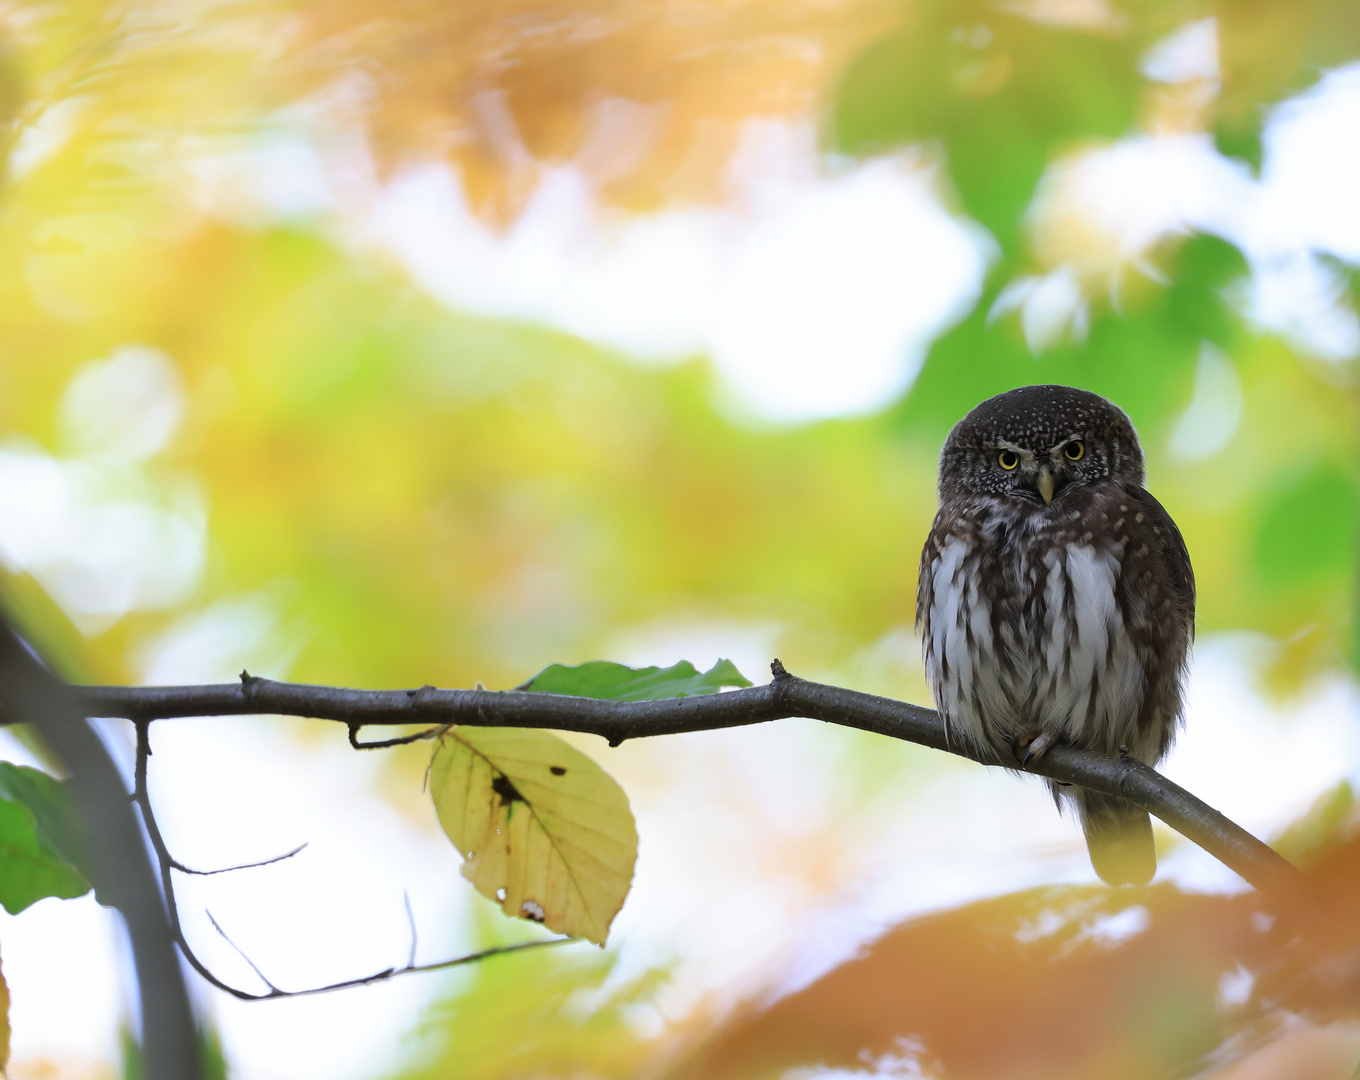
[{"left": 1075, "top": 789, "right": 1156, "bottom": 886}]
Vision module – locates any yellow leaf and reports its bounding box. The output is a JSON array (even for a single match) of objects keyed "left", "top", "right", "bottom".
[{"left": 430, "top": 727, "right": 637, "bottom": 945}]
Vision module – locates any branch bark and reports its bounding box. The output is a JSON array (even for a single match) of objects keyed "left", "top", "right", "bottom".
[{"left": 72, "top": 663, "right": 1305, "bottom": 899}]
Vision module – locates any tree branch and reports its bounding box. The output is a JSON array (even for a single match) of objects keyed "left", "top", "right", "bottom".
[
  {"left": 0, "top": 624, "right": 205, "bottom": 1080},
  {"left": 72, "top": 662, "right": 1305, "bottom": 899}
]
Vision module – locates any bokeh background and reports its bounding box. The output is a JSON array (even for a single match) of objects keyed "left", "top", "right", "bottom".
[{"left": 0, "top": 0, "right": 1358, "bottom": 1077}]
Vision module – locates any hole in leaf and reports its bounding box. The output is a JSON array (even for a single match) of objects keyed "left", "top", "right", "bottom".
[
  {"left": 496, "top": 887, "right": 507, "bottom": 902},
  {"left": 492, "top": 773, "right": 523, "bottom": 805},
  {"left": 521, "top": 899, "right": 546, "bottom": 922}
]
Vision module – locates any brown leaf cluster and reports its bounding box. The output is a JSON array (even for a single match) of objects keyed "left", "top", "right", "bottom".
[
  {"left": 669, "top": 831, "right": 1360, "bottom": 1080},
  {"left": 292, "top": 0, "right": 894, "bottom": 217}
]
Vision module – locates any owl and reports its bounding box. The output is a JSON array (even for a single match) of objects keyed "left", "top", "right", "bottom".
[{"left": 916, "top": 385, "right": 1194, "bottom": 886}]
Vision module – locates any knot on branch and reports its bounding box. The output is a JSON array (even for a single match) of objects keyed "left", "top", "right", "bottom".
[
  {"left": 1116, "top": 746, "right": 1139, "bottom": 795},
  {"left": 768, "top": 658, "right": 795, "bottom": 713},
  {"left": 239, "top": 670, "right": 261, "bottom": 705},
  {"left": 406, "top": 685, "right": 438, "bottom": 712}
]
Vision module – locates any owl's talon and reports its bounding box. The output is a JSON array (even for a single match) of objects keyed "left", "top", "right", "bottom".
[{"left": 1012, "top": 729, "right": 1058, "bottom": 765}]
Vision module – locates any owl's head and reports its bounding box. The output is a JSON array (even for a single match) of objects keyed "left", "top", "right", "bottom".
[{"left": 938, "top": 385, "right": 1144, "bottom": 507}]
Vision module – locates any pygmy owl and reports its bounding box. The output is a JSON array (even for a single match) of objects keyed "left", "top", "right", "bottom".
[{"left": 916, "top": 385, "right": 1195, "bottom": 885}]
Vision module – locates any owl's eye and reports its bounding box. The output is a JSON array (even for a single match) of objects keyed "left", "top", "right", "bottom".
[
  {"left": 1064, "top": 440, "right": 1085, "bottom": 461},
  {"left": 997, "top": 450, "right": 1020, "bottom": 470}
]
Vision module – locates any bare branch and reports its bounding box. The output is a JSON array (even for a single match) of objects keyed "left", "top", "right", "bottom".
[
  {"left": 199, "top": 900, "right": 571, "bottom": 999},
  {"left": 204, "top": 901, "right": 571, "bottom": 1000},
  {"left": 130, "top": 719, "right": 573, "bottom": 1001},
  {"left": 132, "top": 720, "right": 256, "bottom": 999},
  {"left": 84, "top": 661, "right": 1306, "bottom": 899}
]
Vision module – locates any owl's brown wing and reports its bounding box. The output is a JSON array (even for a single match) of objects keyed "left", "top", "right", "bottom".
[
  {"left": 915, "top": 511, "right": 947, "bottom": 630},
  {"left": 1123, "top": 484, "right": 1196, "bottom": 636},
  {"left": 1116, "top": 482, "right": 1195, "bottom": 761}
]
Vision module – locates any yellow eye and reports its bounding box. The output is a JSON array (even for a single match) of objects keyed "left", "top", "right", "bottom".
[
  {"left": 1064, "top": 440, "right": 1085, "bottom": 462},
  {"left": 998, "top": 450, "right": 1020, "bottom": 470}
]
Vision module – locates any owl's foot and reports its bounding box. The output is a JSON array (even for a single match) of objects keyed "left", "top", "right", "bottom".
[{"left": 1011, "top": 728, "right": 1058, "bottom": 766}]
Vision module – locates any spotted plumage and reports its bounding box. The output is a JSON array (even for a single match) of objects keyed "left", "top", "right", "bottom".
[{"left": 916, "top": 385, "right": 1194, "bottom": 885}]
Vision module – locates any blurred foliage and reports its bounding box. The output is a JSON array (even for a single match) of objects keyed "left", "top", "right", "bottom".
[
  {"left": 832, "top": 0, "right": 1360, "bottom": 244},
  {"left": 1274, "top": 780, "right": 1355, "bottom": 867},
  {"left": 670, "top": 821, "right": 1360, "bottom": 1080},
  {"left": 397, "top": 945, "right": 665, "bottom": 1080},
  {"left": 0, "top": 0, "right": 1356, "bottom": 1076},
  {"left": 0, "top": 221, "right": 942, "bottom": 691},
  {"left": 0, "top": 0, "right": 1351, "bottom": 695},
  {"left": 835, "top": 4, "right": 1145, "bottom": 254},
  {"left": 294, "top": 0, "right": 896, "bottom": 218},
  {"left": 121, "top": 1023, "right": 229, "bottom": 1080},
  {"left": 404, "top": 793, "right": 1360, "bottom": 1080}
]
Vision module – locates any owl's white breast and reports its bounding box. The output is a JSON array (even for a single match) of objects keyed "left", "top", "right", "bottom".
[
  {"left": 1038, "top": 543, "right": 1144, "bottom": 748},
  {"left": 923, "top": 533, "right": 1147, "bottom": 760},
  {"left": 923, "top": 534, "right": 1010, "bottom": 753}
]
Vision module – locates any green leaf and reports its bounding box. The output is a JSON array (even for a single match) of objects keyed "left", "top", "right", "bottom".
[
  {"left": 519, "top": 659, "right": 751, "bottom": 701},
  {"left": 430, "top": 727, "right": 638, "bottom": 945},
  {"left": 0, "top": 763, "right": 90, "bottom": 876},
  {"left": 0, "top": 797, "right": 90, "bottom": 914}
]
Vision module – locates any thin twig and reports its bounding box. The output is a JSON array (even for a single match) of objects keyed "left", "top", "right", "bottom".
[
  {"left": 170, "top": 843, "right": 308, "bottom": 876},
  {"left": 132, "top": 720, "right": 251, "bottom": 999},
  {"left": 206, "top": 909, "right": 281, "bottom": 993},
  {"left": 260, "top": 938, "right": 575, "bottom": 1000},
  {"left": 85, "top": 662, "right": 1307, "bottom": 898},
  {"left": 348, "top": 722, "right": 442, "bottom": 750},
  {"left": 200, "top": 903, "right": 571, "bottom": 1000},
  {"left": 131, "top": 721, "right": 574, "bottom": 1001},
  {"left": 404, "top": 891, "right": 418, "bottom": 969}
]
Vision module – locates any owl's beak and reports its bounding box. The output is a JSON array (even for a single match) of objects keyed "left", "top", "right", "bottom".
[{"left": 1037, "top": 467, "right": 1055, "bottom": 505}]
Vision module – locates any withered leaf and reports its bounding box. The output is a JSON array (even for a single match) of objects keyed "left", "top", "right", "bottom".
[{"left": 430, "top": 727, "right": 637, "bottom": 945}]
